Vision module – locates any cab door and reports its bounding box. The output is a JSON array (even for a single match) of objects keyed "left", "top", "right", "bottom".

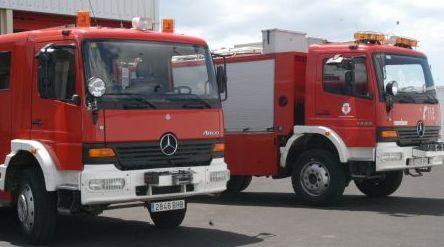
[
  {"left": 314, "top": 53, "right": 376, "bottom": 147},
  {"left": 30, "top": 42, "right": 83, "bottom": 170},
  {"left": 0, "top": 51, "right": 12, "bottom": 160}
]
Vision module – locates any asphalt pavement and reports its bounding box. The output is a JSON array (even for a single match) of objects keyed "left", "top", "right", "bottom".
[{"left": 0, "top": 167, "right": 443, "bottom": 247}]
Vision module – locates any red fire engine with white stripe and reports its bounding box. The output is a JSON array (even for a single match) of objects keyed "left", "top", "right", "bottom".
[
  {"left": 219, "top": 29, "right": 443, "bottom": 205},
  {"left": 0, "top": 13, "right": 229, "bottom": 244}
]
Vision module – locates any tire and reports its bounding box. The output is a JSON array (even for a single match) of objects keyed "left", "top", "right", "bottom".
[
  {"left": 292, "top": 149, "right": 346, "bottom": 206},
  {"left": 148, "top": 200, "right": 187, "bottom": 228},
  {"left": 17, "top": 168, "right": 57, "bottom": 245},
  {"left": 225, "top": 175, "right": 252, "bottom": 193},
  {"left": 354, "top": 171, "right": 403, "bottom": 197}
]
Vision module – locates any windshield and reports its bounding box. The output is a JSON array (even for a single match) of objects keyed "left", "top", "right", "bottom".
[
  {"left": 83, "top": 40, "right": 220, "bottom": 109},
  {"left": 374, "top": 53, "right": 437, "bottom": 104}
]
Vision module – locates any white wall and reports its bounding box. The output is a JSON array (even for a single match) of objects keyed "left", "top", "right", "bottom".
[{"left": 0, "top": 0, "right": 158, "bottom": 24}]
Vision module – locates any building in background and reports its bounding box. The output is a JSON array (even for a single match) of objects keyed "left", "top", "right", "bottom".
[
  {"left": 437, "top": 86, "right": 444, "bottom": 133},
  {"left": 0, "top": 0, "right": 159, "bottom": 34}
]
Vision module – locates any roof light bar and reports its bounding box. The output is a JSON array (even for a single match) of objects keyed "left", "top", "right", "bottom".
[
  {"left": 388, "top": 35, "right": 418, "bottom": 49},
  {"left": 354, "top": 32, "right": 385, "bottom": 44}
]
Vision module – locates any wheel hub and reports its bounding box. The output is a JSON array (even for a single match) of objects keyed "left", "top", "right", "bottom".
[
  {"left": 17, "top": 184, "right": 35, "bottom": 231},
  {"left": 300, "top": 162, "right": 330, "bottom": 196}
]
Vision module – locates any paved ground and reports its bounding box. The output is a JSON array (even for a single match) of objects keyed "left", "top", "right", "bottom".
[{"left": 1, "top": 168, "right": 444, "bottom": 247}]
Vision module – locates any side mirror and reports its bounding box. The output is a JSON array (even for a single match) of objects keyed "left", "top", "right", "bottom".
[
  {"left": 385, "top": 80, "right": 398, "bottom": 96},
  {"left": 71, "top": 94, "right": 81, "bottom": 106},
  {"left": 216, "top": 65, "right": 228, "bottom": 101}
]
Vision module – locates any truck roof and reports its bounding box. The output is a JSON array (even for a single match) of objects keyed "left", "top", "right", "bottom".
[
  {"left": 309, "top": 42, "right": 427, "bottom": 58},
  {"left": 0, "top": 26, "right": 208, "bottom": 47}
]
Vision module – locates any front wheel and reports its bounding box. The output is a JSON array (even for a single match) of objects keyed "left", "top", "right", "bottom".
[
  {"left": 148, "top": 201, "right": 187, "bottom": 228},
  {"left": 17, "top": 168, "right": 57, "bottom": 245},
  {"left": 292, "top": 149, "right": 346, "bottom": 206},
  {"left": 354, "top": 171, "right": 403, "bottom": 197}
]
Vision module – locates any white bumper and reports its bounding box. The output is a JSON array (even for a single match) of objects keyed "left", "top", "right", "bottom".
[
  {"left": 376, "top": 142, "right": 444, "bottom": 172},
  {"left": 80, "top": 158, "right": 229, "bottom": 205}
]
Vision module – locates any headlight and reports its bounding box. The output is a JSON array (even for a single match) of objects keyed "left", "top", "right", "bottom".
[
  {"left": 87, "top": 77, "right": 106, "bottom": 97},
  {"left": 210, "top": 171, "right": 229, "bottom": 183},
  {"left": 88, "top": 178, "right": 126, "bottom": 191},
  {"left": 380, "top": 152, "right": 403, "bottom": 162}
]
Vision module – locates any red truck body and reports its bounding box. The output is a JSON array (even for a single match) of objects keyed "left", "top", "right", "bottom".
[
  {"left": 0, "top": 24, "right": 228, "bottom": 244},
  {"left": 221, "top": 30, "right": 442, "bottom": 205}
]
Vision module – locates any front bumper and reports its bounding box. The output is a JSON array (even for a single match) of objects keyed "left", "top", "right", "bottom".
[
  {"left": 376, "top": 142, "right": 444, "bottom": 172},
  {"left": 80, "top": 158, "right": 229, "bottom": 205}
]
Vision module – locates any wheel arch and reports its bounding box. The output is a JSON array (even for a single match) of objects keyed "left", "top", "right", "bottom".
[
  {"left": 280, "top": 126, "right": 350, "bottom": 172},
  {"left": 3, "top": 150, "right": 45, "bottom": 194},
  {"left": 1, "top": 140, "right": 70, "bottom": 192}
]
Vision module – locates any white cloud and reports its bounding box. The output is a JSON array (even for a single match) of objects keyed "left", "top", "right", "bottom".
[{"left": 161, "top": 0, "right": 444, "bottom": 84}]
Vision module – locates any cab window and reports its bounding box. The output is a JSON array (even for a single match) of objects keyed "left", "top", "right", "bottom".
[
  {"left": 38, "top": 47, "right": 76, "bottom": 100},
  {"left": 323, "top": 57, "right": 369, "bottom": 98}
]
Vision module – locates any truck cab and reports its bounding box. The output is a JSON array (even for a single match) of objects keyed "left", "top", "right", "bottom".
[
  {"left": 0, "top": 18, "right": 229, "bottom": 244},
  {"left": 295, "top": 34, "right": 442, "bottom": 202}
]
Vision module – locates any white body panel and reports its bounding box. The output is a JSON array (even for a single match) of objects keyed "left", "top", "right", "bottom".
[
  {"left": 0, "top": 140, "right": 79, "bottom": 191},
  {"left": 0, "top": 140, "right": 228, "bottom": 205},
  {"left": 280, "top": 126, "right": 351, "bottom": 166},
  {"left": 222, "top": 59, "right": 275, "bottom": 131},
  {"left": 262, "top": 29, "right": 307, "bottom": 53},
  {"left": 376, "top": 142, "right": 444, "bottom": 171},
  {"left": 0, "top": 0, "right": 159, "bottom": 22},
  {"left": 281, "top": 126, "right": 444, "bottom": 172},
  {"left": 80, "top": 159, "right": 228, "bottom": 205}
]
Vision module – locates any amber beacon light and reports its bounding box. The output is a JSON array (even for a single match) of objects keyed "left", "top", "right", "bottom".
[
  {"left": 76, "top": 10, "right": 91, "bottom": 27},
  {"left": 162, "top": 19, "right": 175, "bottom": 33}
]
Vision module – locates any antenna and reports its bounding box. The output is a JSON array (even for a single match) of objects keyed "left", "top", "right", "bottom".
[{"left": 88, "top": 0, "right": 99, "bottom": 26}]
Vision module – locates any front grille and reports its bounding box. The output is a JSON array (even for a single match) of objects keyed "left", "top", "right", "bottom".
[
  {"left": 397, "top": 126, "right": 440, "bottom": 146},
  {"left": 109, "top": 140, "right": 216, "bottom": 170}
]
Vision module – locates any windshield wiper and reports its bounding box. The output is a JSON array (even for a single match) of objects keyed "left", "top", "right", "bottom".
[
  {"left": 422, "top": 92, "right": 439, "bottom": 104},
  {"left": 395, "top": 92, "right": 416, "bottom": 103},
  {"left": 105, "top": 93, "right": 157, "bottom": 109},
  {"left": 181, "top": 96, "right": 212, "bottom": 109}
]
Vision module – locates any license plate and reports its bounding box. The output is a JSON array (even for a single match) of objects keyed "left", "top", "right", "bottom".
[
  {"left": 409, "top": 157, "right": 428, "bottom": 166},
  {"left": 150, "top": 200, "right": 185, "bottom": 213}
]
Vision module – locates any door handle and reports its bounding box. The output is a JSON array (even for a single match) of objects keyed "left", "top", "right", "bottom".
[
  {"left": 316, "top": 111, "right": 330, "bottom": 116},
  {"left": 32, "top": 119, "right": 43, "bottom": 127}
]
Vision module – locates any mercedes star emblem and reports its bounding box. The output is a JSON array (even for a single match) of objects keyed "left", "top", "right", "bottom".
[
  {"left": 416, "top": 120, "right": 425, "bottom": 137},
  {"left": 160, "top": 133, "right": 178, "bottom": 156}
]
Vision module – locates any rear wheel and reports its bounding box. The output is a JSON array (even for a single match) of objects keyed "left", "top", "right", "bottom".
[
  {"left": 292, "top": 149, "right": 346, "bottom": 206},
  {"left": 148, "top": 201, "right": 187, "bottom": 228},
  {"left": 17, "top": 168, "right": 56, "bottom": 245},
  {"left": 354, "top": 171, "right": 403, "bottom": 197},
  {"left": 225, "top": 175, "right": 252, "bottom": 193}
]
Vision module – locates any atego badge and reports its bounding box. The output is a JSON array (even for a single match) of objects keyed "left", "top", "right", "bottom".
[{"left": 160, "top": 133, "right": 178, "bottom": 156}]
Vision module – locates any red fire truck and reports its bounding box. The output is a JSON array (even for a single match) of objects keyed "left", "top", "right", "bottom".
[
  {"left": 221, "top": 29, "right": 443, "bottom": 205},
  {"left": 0, "top": 13, "right": 229, "bottom": 244}
]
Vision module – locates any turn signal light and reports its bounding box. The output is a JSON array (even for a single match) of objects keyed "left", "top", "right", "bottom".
[
  {"left": 213, "top": 143, "right": 225, "bottom": 153},
  {"left": 381, "top": 130, "right": 398, "bottom": 138},
  {"left": 88, "top": 148, "right": 116, "bottom": 158},
  {"left": 76, "top": 10, "right": 91, "bottom": 28}
]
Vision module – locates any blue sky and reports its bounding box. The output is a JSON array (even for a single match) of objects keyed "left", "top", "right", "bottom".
[{"left": 160, "top": 0, "right": 444, "bottom": 85}]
